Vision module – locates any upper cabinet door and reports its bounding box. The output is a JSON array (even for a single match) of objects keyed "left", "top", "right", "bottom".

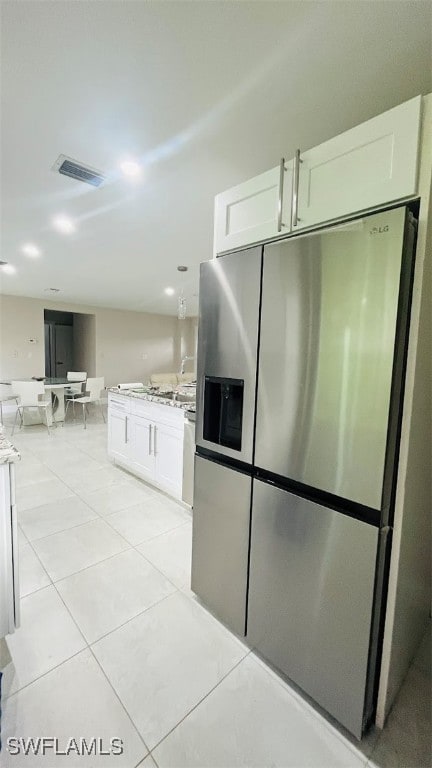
[
  {"left": 295, "top": 96, "right": 421, "bottom": 231},
  {"left": 214, "top": 160, "right": 293, "bottom": 254}
]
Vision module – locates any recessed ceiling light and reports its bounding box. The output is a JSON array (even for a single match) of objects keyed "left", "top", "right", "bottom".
[
  {"left": 119, "top": 160, "right": 142, "bottom": 179},
  {"left": 52, "top": 215, "right": 76, "bottom": 234},
  {"left": 22, "top": 243, "right": 41, "bottom": 258},
  {"left": 1, "top": 263, "right": 16, "bottom": 274},
  {"left": 164, "top": 287, "right": 175, "bottom": 296}
]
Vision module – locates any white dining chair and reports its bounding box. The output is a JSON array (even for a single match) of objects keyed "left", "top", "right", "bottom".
[
  {"left": 11, "top": 381, "right": 53, "bottom": 436},
  {"left": 66, "top": 371, "right": 87, "bottom": 389},
  {"left": 64, "top": 376, "right": 105, "bottom": 429},
  {"left": 0, "top": 385, "right": 19, "bottom": 427},
  {"left": 65, "top": 371, "right": 87, "bottom": 414}
]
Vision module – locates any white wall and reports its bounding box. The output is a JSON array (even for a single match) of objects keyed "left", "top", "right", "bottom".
[
  {"left": 376, "top": 95, "right": 432, "bottom": 727},
  {"left": 0, "top": 294, "right": 196, "bottom": 387}
]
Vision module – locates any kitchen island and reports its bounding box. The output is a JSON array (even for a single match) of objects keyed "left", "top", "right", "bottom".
[{"left": 107, "top": 388, "right": 195, "bottom": 501}]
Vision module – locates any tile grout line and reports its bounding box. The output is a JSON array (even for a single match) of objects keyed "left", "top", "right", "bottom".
[
  {"left": 47, "top": 568, "right": 151, "bottom": 759},
  {"left": 20, "top": 436, "right": 250, "bottom": 761},
  {"left": 21, "top": 479, "right": 191, "bottom": 590},
  {"left": 10, "top": 422, "right": 229, "bottom": 763},
  {"left": 87, "top": 591, "right": 178, "bottom": 648},
  {"left": 131, "top": 542, "right": 189, "bottom": 593},
  {"left": 20, "top": 510, "right": 101, "bottom": 544},
  {"left": 148, "top": 650, "right": 251, "bottom": 756},
  {"left": 88, "top": 645, "right": 150, "bottom": 757},
  {"left": 2, "top": 646, "right": 87, "bottom": 703},
  {"left": 248, "top": 650, "right": 374, "bottom": 763},
  {"left": 12, "top": 428, "right": 252, "bottom": 766}
]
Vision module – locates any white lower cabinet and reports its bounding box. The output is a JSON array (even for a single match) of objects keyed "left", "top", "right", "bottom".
[
  {"left": 108, "top": 393, "right": 185, "bottom": 500},
  {"left": 154, "top": 423, "right": 184, "bottom": 498},
  {"left": 108, "top": 408, "right": 130, "bottom": 463},
  {"left": 132, "top": 415, "right": 154, "bottom": 483}
]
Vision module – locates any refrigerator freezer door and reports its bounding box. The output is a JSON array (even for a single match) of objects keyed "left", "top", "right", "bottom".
[
  {"left": 191, "top": 456, "right": 251, "bottom": 636},
  {"left": 196, "top": 247, "right": 261, "bottom": 464},
  {"left": 255, "top": 206, "right": 409, "bottom": 510},
  {"left": 247, "top": 480, "right": 378, "bottom": 739}
]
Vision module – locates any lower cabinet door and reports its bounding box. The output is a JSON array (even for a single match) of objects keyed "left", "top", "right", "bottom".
[
  {"left": 108, "top": 410, "right": 131, "bottom": 462},
  {"left": 247, "top": 479, "right": 379, "bottom": 740},
  {"left": 191, "top": 456, "right": 251, "bottom": 636},
  {"left": 153, "top": 422, "right": 184, "bottom": 498},
  {"left": 132, "top": 415, "right": 155, "bottom": 482}
]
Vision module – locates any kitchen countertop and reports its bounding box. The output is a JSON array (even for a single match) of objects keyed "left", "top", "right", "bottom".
[
  {"left": 0, "top": 431, "right": 21, "bottom": 464},
  {"left": 108, "top": 387, "right": 196, "bottom": 412}
]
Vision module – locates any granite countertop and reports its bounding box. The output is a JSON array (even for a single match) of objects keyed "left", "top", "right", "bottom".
[
  {"left": 0, "top": 431, "right": 21, "bottom": 465},
  {"left": 108, "top": 387, "right": 196, "bottom": 412}
]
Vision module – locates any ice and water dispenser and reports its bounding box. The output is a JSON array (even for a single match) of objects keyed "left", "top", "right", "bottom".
[{"left": 203, "top": 376, "right": 244, "bottom": 451}]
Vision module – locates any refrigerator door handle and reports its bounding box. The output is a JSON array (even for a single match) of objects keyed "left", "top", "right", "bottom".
[
  {"left": 277, "top": 158, "right": 286, "bottom": 232},
  {"left": 292, "top": 149, "right": 302, "bottom": 227}
]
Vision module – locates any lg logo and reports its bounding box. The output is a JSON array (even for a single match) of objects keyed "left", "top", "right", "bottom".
[{"left": 370, "top": 225, "right": 389, "bottom": 235}]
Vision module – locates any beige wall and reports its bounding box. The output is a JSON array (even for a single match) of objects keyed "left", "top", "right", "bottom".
[{"left": 0, "top": 294, "right": 196, "bottom": 387}]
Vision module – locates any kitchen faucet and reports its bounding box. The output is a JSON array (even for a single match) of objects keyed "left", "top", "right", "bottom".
[{"left": 180, "top": 356, "right": 195, "bottom": 375}]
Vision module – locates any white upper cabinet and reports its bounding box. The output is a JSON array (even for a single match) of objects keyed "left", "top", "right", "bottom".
[
  {"left": 214, "top": 96, "right": 422, "bottom": 252},
  {"left": 214, "top": 160, "right": 293, "bottom": 254},
  {"left": 294, "top": 96, "right": 421, "bottom": 231}
]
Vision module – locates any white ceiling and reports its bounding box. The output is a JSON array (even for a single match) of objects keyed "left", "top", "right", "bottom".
[{"left": 1, "top": 1, "right": 431, "bottom": 316}]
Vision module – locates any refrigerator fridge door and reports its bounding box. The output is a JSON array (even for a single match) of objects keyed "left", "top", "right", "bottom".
[
  {"left": 191, "top": 456, "right": 252, "bottom": 636},
  {"left": 247, "top": 479, "right": 379, "bottom": 739},
  {"left": 255, "top": 206, "right": 414, "bottom": 511},
  {"left": 196, "top": 247, "right": 262, "bottom": 464}
]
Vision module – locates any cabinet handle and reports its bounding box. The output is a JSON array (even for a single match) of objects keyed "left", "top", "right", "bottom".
[
  {"left": 125, "top": 416, "right": 128, "bottom": 444},
  {"left": 154, "top": 425, "right": 157, "bottom": 456},
  {"left": 292, "top": 149, "right": 302, "bottom": 227},
  {"left": 277, "top": 157, "right": 286, "bottom": 232},
  {"left": 149, "top": 424, "right": 152, "bottom": 455}
]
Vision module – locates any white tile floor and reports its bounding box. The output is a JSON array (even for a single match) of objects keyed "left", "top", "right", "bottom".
[{"left": 0, "top": 415, "right": 430, "bottom": 767}]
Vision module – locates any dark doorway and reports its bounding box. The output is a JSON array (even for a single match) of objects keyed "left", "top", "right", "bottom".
[{"left": 44, "top": 310, "right": 74, "bottom": 378}]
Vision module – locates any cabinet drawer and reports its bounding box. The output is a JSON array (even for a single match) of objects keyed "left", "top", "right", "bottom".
[
  {"left": 132, "top": 398, "right": 185, "bottom": 428},
  {"left": 108, "top": 393, "right": 131, "bottom": 413}
]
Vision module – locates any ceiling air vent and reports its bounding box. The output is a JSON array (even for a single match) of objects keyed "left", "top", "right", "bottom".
[{"left": 52, "top": 154, "right": 105, "bottom": 187}]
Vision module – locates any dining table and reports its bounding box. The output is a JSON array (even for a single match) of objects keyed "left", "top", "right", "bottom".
[{"left": 0, "top": 377, "right": 86, "bottom": 425}]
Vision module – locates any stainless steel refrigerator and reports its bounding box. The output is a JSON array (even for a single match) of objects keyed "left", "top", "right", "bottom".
[{"left": 191, "top": 204, "right": 416, "bottom": 739}]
